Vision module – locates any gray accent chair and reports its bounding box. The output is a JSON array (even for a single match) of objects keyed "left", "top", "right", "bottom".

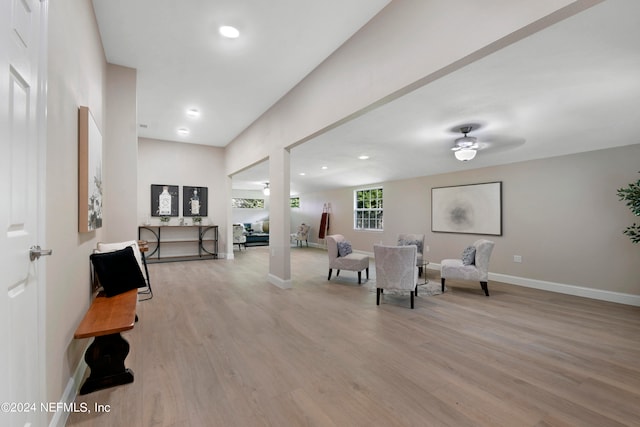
[
  {"left": 374, "top": 244, "right": 419, "bottom": 309},
  {"left": 397, "top": 233, "right": 425, "bottom": 277},
  {"left": 293, "top": 223, "right": 310, "bottom": 247},
  {"left": 440, "top": 239, "right": 495, "bottom": 296},
  {"left": 232, "top": 223, "right": 246, "bottom": 251},
  {"left": 326, "top": 234, "right": 369, "bottom": 284}
]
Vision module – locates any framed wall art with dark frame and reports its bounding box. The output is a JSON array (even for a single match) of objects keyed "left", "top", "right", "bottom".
[
  {"left": 78, "top": 106, "right": 103, "bottom": 232},
  {"left": 151, "top": 184, "right": 179, "bottom": 217},
  {"left": 431, "top": 181, "right": 502, "bottom": 235},
  {"left": 183, "top": 186, "right": 208, "bottom": 217}
]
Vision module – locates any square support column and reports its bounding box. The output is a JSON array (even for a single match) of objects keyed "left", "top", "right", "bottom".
[{"left": 268, "top": 148, "right": 291, "bottom": 288}]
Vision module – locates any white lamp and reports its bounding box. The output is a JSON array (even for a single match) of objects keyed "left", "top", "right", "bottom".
[
  {"left": 263, "top": 183, "right": 270, "bottom": 196},
  {"left": 454, "top": 148, "right": 477, "bottom": 161}
]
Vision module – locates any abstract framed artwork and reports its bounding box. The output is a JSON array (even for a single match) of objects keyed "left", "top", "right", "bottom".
[
  {"left": 151, "top": 184, "right": 179, "bottom": 217},
  {"left": 183, "top": 186, "right": 208, "bottom": 217},
  {"left": 432, "top": 181, "right": 502, "bottom": 235},
  {"left": 78, "top": 106, "right": 103, "bottom": 232}
]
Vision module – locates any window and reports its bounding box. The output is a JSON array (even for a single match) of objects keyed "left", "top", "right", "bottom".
[
  {"left": 232, "top": 198, "right": 264, "bottom": 209},
  {"left": 290, "top": 197, "right": 300, "bottom": 208},
  {"left": 354, "top": 187, "right": 383, "bottom": 230}
]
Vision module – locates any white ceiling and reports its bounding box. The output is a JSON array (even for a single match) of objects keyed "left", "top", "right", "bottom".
[
  {"left": 93, "top": 1, "right": 640, "bottom": 195},
  {"left": 92, "top": 0, "right": 390, "bottom": 147}
]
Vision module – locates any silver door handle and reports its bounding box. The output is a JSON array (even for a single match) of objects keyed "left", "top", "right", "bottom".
[{"left": 30, "top": 245, "right": 53, "bottom": 261}]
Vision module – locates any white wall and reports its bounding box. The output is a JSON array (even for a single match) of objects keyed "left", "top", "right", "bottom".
[
  {"left": 295, "top": 145, "right": 640, "bottom": 298},
  {"left": 137, "top": 138, "right": 228, "bottom": 251},
  {"left": 45, "top": 0, "right": 107, "bottom": 410},
  {"left": 104, "top": 64, "right": 138, "bottom": 242}
]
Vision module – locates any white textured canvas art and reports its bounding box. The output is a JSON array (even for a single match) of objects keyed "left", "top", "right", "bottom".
[
  {"left": 432, "top": 182, "right": 502, "bottom": 235},
  {"left": 78, "top": 106, "right": 103, "bottom": 232}
]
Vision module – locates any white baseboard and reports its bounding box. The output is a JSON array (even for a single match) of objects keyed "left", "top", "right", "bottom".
[
  {"left": 49, "top": 356, "right": 87, "bottom": 427},
  {"left": 427, "top": 263, "right": 640, "bottom": 306},
  {"left": 268, "top": 273, "right": 292, "bottom": 289}
]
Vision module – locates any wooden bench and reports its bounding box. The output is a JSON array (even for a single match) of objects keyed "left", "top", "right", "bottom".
[{"left": 74, "top": 288, "right": 138, "bottom": 395}]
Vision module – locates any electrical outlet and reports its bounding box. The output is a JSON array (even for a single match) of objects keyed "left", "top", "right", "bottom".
[{"left": 513, "top": 255, "right": 522, "bottom": 263}]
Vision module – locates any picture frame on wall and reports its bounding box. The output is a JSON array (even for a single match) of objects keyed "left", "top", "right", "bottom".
[
  {"left": 151, "top": 184, "right": 179, "bottom": 216},
  {"left": 431, "top": 181, "right": 502, "bottom": 235},
  {"left": 183, "top": 186, "right": 208, "bottom": 217},
  {"left": 78, "top": 106, "right": 103, "bottom": 232}
]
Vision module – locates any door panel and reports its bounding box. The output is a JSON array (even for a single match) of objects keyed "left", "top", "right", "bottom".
[
  {"left": 1, "top": 0, "right": 45, "bottom": 426},
  {"left": 9, "top": 67, "right": 30, "bottom": 228}
]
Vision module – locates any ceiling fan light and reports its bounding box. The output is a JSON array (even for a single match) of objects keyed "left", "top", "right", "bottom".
[
  {"left": 219, "top": 26, "right": 240, "bottom": 39},
  {"left": 454, "top": 148, "right": 477, "bottom": 161}
]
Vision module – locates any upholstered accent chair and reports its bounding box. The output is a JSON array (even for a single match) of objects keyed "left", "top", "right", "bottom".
[
  {"left": 232, "top": 223, "right": 247, "bottom": 251},
  {"left": 397, "top": 233, "right": 425, "bottom": 277},
  {"left": 440, "top": 239, "right": 495, "bottom": 296},
  {"left": 374, "top": 244, "right": 419, "bottom": 309},
  {"left": 293, "top": 223, "right": 310, "bottom": 247},
  {"left": 326, "top": 234, "right": 369, "bottom": 284}
]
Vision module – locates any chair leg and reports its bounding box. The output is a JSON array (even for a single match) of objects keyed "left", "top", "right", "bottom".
[
  {"left": 358, "top": 271, "right": 362, "bottom": 284},
  {"left": 328, "top": 269, "right": 332, "bottom": 280},
  {"left": 418, "top": 266, "right": 423, "bottom": 277},
  {"left": 138, "top": 252, "right": 153, "bottom": 301},
  {"left": 481, "top": 281, "right": 490, "bottom": 296},
  {"left": 415, "top": 286, "right": 418, "bottom": 296},
  {"left": 366, "top": 267, "right": 369, "bottom": 280},
  {"left": 336, "top": 270, "right": 340, "bottom": 277},
  {"left": 441, "top": 278, "right": 446, "bottom": 292},
  {"left": 376, "top": 288, "right": 381, "bottom": 305},
  {"left": 410, "top": 291, "right": 414, "bottom": 309}
]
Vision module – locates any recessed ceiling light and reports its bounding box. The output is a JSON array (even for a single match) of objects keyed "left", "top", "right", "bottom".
[
  {"left": 299, "top": 172, "right": 306, "bottom": 176},
  {"left": 219, "top": 26, "right": 240, "bottom": 39},
  {"left": 186, "top": 108, "right": 200, "bottom": 118},
  {"left": 177, "top": 127, "right": 190, "bottom": 136},
  {"left": 358, "top": 155, "right": 369, "bottom": 160},
  {"left": 321, "top": 166, "right": 328, "bottom": 170}
]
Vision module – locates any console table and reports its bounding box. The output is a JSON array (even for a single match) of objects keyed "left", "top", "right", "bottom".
[{"left": 138, "top": 225, "right": 218, "bottom": 263}]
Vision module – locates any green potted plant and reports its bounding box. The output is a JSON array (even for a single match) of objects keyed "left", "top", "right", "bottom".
[
  {"left": 160, "top": 215, "right": 170, "bottom": 224},
  {"left": 617, "top": 172, "right": 640, "bottom": 243},
  {"left": 192, "top": 216, "right": 202, "bottom": 225}
]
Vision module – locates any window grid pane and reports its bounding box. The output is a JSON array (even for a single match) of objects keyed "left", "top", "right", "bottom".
[{"left": 354, "top": 187, "right": 383, "bottom": 230}]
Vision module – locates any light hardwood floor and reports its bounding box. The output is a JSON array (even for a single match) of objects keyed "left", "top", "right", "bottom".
[{"left": 67, "top": 246, "right": 640, "bottom": 426}]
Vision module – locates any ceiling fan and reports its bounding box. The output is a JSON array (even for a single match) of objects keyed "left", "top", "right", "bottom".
[{"left": 451, "top": 126, "right": 479, "bottom": 161}]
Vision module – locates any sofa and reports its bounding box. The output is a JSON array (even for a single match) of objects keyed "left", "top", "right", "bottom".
[{"left": 244, "top": 220, "right": 269, "bottom": 246}]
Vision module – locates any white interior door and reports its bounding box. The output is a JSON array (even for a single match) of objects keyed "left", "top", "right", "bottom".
[{"left": 0, "top": 0, "right": 47, "bottom": 426}]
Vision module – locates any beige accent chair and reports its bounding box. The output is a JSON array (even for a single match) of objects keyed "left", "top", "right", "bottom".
[
  {"left": 293, "top": 223, "right": 310, "bottom": 247},
  {"left": 440, "top": 239, "right": 495, "bottom": 296},
  {"left": 397, "top": 233, "right": 425, "bottom": 277},
  {"left": 232, "top": 223, "right": 246, "bottom": 251},
  {"left": 326, "top": 234, "right": 369, "bottom": 284},
  {"left": 374, "top": 244, "right": 419, "bottom": 309}
]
